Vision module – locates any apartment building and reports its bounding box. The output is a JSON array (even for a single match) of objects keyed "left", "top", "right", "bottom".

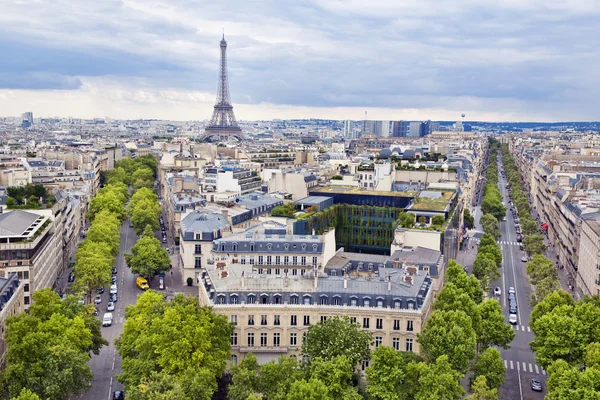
[
  {"left": 578, "top": 219, "right": 600, "bottom": 296},
  {"left": 0, "top": 207, "right": 64, "bottom": 309},
  {"left": 199, "top": 222, "right": 434, "bottom": 365},
  {"left": 204, "top": 166, "right": 262, "bottom": 194},
  {"left": 0, "top": 273, "right": 24, "bottom": 365}
]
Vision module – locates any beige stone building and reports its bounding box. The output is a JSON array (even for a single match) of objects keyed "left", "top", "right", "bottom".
[
  {"left": 199, "top": 222, "right": 436, "bottom": 365},
  {"left": 577, "top": 219, "right": 600, "bottom": 296}
]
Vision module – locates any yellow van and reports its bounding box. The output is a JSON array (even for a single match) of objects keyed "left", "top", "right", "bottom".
[{"left": 136, "top": 277, "right": 149, "bottom": 290}]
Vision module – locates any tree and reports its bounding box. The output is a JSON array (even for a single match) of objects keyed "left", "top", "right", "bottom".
[
  {"left": 481, "top": 193, "right": 506, "bottom": 220},
  {"left": 469, "top": 376, "right": 498, "bottom": 400},
  {"left": 530, "top": 290, "right": 575, "bottom": 326},
  {"left": 259, "top": 356, "right": 305, "bottom": 400},
  {"left": 107, "top": 166, "right": 129, "bottom": 185},
  {"left": 520, "top": 217, "right": 538, "bottom": 236},
  {"left": 531, "top": 276, "right": 560, "bottom": 306},
  {"left": 2, "top": 289, "right": 102, "bottom": 399},
  {"left": 478, "top": 234, "right": 496, "bottom": 248},
  {"left": 472, "top": 254, "right": 498, "bottom": 292},
  {"left": 228, "top": 353, "right": 261, "bottom": 400},
  {"left": 89, "top": 189, "right": 126, "bottom": 222},
  {"left": 432, "top": 215, "right": 445, "bottom": 226},
  {"left": 12, "top": 388, "right": 41, "bottom": 400},
  {"left": 302, "top": 316, "right": 372, "bottom": 368},
  {"left": 72, "top": 240, "right": 114, "bottom": 296},
  {"left": 478, "top": 244, "right": 502, "bottom": 269},
  {"left": 476, "top": 299, "right": 515, "bottom": 352},
  {"left": 130, "top": 197, "right": 160, "bottom": 235},
  {"left": 417, "top": 310, "right": 477, "bottom": 374},
  {"left": 464, "top": 209, "right": 475, "bottom": 229},
  {"left": 526, "top": 255, "right": 557, "bottom": 285},
  {"left": 434, "top": 283, "right": 481, "bottom": 334},
  {"left": 480, "top": 214, "right": 500, "bottom": 239},
  {"left": 397, "top": 212, "right": 415, "bottom": 229},
  {"left": 586, "top": 342, "right": 600, "bottom": 369},
  {"left": 131, "top": 167, "right": 154, "bottom": 189},
  {"left": 446, "top": 260, "right": 484, "bottom": 304},
  {"left": 546, "top": 359, "right": 600, "bottom": 399},
  {"left": 115, "top": 292, "right": 232, "bottom": 399},
  {"left": 309, "top": 356, "right": 361, "bottom": 399},
  {"left": 287, "top": 379, "right": 332, "bottom": 400},
  {"left": 523, "top": 233, "right": 546, "bottom": 256},
  {"left": 471, "top": 348, "right": 505, "bottom": 389},
  {"left": 125, "top": 235, "right": 170, "bottom": 279},
  {"left": 530, "top": 304, "right": 586, "bottom": 368},
  {"left": 86, "top": 210, "right": 121, "bottom": 256},
  {"left": 416, "top": 355, "right": 465, "bottom": 400},
  {"left": 366, "top": 347, "right": 424, "bottom": 400}
]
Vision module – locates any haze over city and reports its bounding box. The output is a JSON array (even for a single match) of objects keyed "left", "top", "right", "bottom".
[{"left": 1, "top": 0, "right": 599, "bottom": 121}]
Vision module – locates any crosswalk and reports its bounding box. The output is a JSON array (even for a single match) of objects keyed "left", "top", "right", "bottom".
[
  {"left": 503, "top": 359, "right": 546, "bottom": 375},
  {"left": 513, "top": 325, "right": 531, "bottom": 332},
  {"left": 497, "top": 241, "right": 520, "bottom": 246}
]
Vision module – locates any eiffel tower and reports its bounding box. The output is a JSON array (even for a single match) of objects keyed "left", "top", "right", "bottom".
[{"left": 201, "top": 34, "right": 244, "bottom": 141}]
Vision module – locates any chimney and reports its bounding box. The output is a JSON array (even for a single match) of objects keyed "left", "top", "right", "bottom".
[
  {"left": 387, "top": 275, "right": 391, "bottom": 291},
  {"left": 405, "top": 275, "right": 413, "bottom": 285},
  {"left": 241, "top": 271, "right": 246, "bottom": 288},
  {"left": 343, "top": 272, "right": 348, "bottom": 289},
  {"left": 393, "top": 259, "right": 400, "bottom": 269},
  {"left": 313, "top": 268, "right": 318, "bottom": 289},
  {"left": 284, "top": 272, "right": 288, "bottom": 287}
]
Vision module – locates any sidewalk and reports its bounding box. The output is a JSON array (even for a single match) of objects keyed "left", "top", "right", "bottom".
[{"left": 531, "top": 208, "right": 583, "bottom": 300}]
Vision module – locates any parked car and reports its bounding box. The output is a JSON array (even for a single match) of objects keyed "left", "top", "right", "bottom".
[
  {"left": 68, "top": 274, "right": 75, "bottom": 283},
  {"left": 102, "top": 313, "right": 113, "bottom": 327},
  {"left": 112, "top": 267, "right": 118, "bottom": 275},
  {"left": 516, "top": 235, "right": 522, "bottom": 242},
  {"left": 509, "top": 303, "right": 518, "bottom": 314},
  {"left": 502, "top": 216, "right": 507, "bottom": 222},
  {"left": 111, "top": 276, "right": 117, "bottom": 285},
  {"left": 113, "top": 391, "right": 125, "bottom": 400},
  {"left": 494, "top": 287, "right": 502, "bottom": 296},
  {"left": 110, "top": 284, "right": 118, "bottom": 294},
  {"left": 508, "top": 287, "right": 515, "bottom": 295},
  {"left": 110, "top": 293, "right": 118, "bottom": 303},
  {"left": 96, "top": 286, "right": 104, "bottom": 294},
  {"left": 94, "top": 295, "right": 102, "bottom": 304},
  {"left": 521, "top": 256, "right": 528, "bottom": 262},
  {"left": 509, "top": 314, "right": 518, "bottom": 325},
  {"left": 107, "top": 301, "right": 115, "bottom": 311},
  {"left": 531, "top": 379, "right": 543, "bottom": 392}
]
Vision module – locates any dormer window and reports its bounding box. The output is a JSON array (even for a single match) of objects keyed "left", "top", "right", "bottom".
[
  {"left": 232, "top": 243, "right": 237, "bottom": 252},
  {"left": 301, "top": 244, "right": 307, "bottom": 251},
  {"left": 284, "top": 243, "right": 289, "bottom": 250},
  {"left": 267, "top": 243, "right": 272, "bottom": 250},
  {"left": 312, "top": 244, "right": 318, "bottom": 251},
  {"left": 250, "top": 242, "right": 255, "bottom": 252}
]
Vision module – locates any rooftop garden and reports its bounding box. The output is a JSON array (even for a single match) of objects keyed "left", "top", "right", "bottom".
[
  {"left": 410, "top": 191, "right": 455, "bottom": 212},
  {"left": 5, "top": 184, "right": 56, "bottom": 210}
]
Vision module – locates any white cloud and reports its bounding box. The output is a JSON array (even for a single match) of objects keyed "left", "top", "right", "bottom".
[{"left": 0, "top": 0, "right": 598, "bottom": 120}]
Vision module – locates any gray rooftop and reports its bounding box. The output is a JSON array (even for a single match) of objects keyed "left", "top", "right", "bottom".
[{"left": 0, "top": 210, "right": 45, "bottom": 237}]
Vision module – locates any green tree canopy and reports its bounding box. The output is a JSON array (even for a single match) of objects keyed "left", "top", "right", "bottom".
[
  {"left": 523, "top": 233, "right": 547, "bottom": 257},
  {"left": 546, "top": 359, "right": 600, "bottom": 399},
  {"left": 471, "top": 348, "right": 505, "bottom": 389},
  {"left": 73, "top": 240, "right": 114, "bottom": 296},
  {"left": 130, "top": 197, "right": 161, "bottom": 235},
  {"left": 480, "top": 214, "right": 501, "bottom": 239},
  {"left": 301, "top": 316, "right": 373, "bottom": 368},
  {"left": 115, "top": 292, "right": 232, "bottom": 399},
  {"left": 478, "top": 234, "right": 497, "bottom": 248},
  {"left": 476, "top": 299, "right": 515, "bottom": 352},
  {"left": 477, "top": 244, "right": 502, "bottom": 269},
  {"left": 124, "top": 235, "right": 170, "bottom": 279},
  {"left": 89, "top": 187, "right": 127, "bottom": 222},
  {"left": 2, "top": 289, "right": 105, "bottom": 399},
  {"left": 446, "top": 260, "right": 484, "bottom": 304},
  {"left": 11, "top": 388, "right": 41, "bottom": 400},
  {"left": 86, "top": 210, "right": 121, "bottom": 255},
  {"left": 131, "top": 167, "right": 155, "bottom": 190},
  {"left": 463, "top": 208, "right": 475, "bottom": 229},
  {"left": 417, "top": 310, "right": 477, "bottom": 374},
  {"left": 469, "top": 376, "right": 498, "bottom": 400},
  {"left": 472, "top": 254, "right": 499, "bottom": 292}
]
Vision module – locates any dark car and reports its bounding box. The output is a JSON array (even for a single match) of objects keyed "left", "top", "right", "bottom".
[
  {"left": 111, "top": 276, "right": 117, "bottom": 285},
  {"left": 531, "top": 379, "right": 542, "bottom": 392},
  {"left": 516, "top": 235, "right": 522, "bottom": 242},
  {"left": 112, "top": 267, "right": 118, "bottom": 275},
  {"left": 113, "top": 391, "right": 125, "bottom": 400},
  {"left": 68, "top": 274, "right": 75, "bottom": 283},
  {"left": 110, "top": 293, "right": 118, "bottom": 303},
  {"left": 96, "top": 286, "right": 104, "bottom": 294},
  {"left": 509, "top": 303, "right": 518, "bottom": 314}
]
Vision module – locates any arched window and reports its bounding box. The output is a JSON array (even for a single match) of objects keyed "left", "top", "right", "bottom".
[
  {"left": 301, "top": 243, "right": 307, "bottom": 251},
  {"left": 250, "top": 242, "right": 255, "bottom": 252},
  {"left": 312, "top": 244, "right": 318, "bottom": 251},
  {"left": 232, "top": 243, "right": 237, "bottom": 252},
  {"left": 320, "top": 295, "right": 328, "bottom": 305}
]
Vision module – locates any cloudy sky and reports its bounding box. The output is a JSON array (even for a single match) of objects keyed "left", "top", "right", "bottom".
[{"left": 0, "top": 0, "right": 598, "bottom": 121}]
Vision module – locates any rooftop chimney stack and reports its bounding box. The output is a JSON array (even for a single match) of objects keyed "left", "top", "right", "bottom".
[
  {"left": 387, "top": 275, "right": 392, "bottom": 291},
  {"left": 241, "top": 271, "right": 246, "bottom": 288},
  {"left": 313, "top": 266, "right": 318, "bottom": 289},
  {"left": 343, "top": 272, "right": 348, "bottom": 289}
]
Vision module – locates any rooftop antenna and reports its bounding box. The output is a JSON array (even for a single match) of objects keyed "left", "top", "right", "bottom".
[{"left": 222, "top": 28, "right": 225, "bottom": 40}]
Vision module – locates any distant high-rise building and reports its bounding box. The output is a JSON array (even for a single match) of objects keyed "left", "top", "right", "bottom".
[
  {"left": 428, "top": 121, "right": 440, "bottom": 134},
  {"left": 21, "top": 112, "right": 33, "bottom": 128},
  {"left": 381, "top": 120, "right": 392, "bottom": 138},
  {"left": 391, "top": 121, "right": 410, "bottom": 137},
  {"left": 408, "top": 121, "right": 423, "bottom": 137},
  {"left": 343, "top": 120, "right": 353, "bottom": 138},
  {"left": 362, "top": 120, "right": 382, "bottom": 136}
]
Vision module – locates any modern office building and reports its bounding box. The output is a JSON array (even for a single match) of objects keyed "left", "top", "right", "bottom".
[{"left": 0, "top": 273, "right": 24, "bottom": 365}]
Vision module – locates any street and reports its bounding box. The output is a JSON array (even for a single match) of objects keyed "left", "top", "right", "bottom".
[{"left": 494, "top": 153, "right": 545, "bottom": 400}]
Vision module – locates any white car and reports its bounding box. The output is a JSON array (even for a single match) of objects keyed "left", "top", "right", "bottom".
[
  {"left": 509, "top": 314, "right": 518, "bottom": 325},
  {"left": 508, "top": 287, "right": 516, "bottom": 295},
  {"left": 494, "top": 287, "right": 502, "bottom": 296},
  {"left": 110, "top": 284, "right": 118, "bottom": 294},
  {"left": 106, "top": 301, "right": 115, "bottom": 311},
  {"left": 102, "top": 313, "right": 113, "bottom": 327},
  {"left": 94, "top": 295, "right": 102, "bottom": 304},
  {"left": 521, "top": 256, "right": 528, "bottom": 262}
]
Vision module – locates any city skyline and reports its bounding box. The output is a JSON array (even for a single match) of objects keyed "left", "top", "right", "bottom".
[{"left": 1, "top": 0, "right": 599, "bottom": 121}]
